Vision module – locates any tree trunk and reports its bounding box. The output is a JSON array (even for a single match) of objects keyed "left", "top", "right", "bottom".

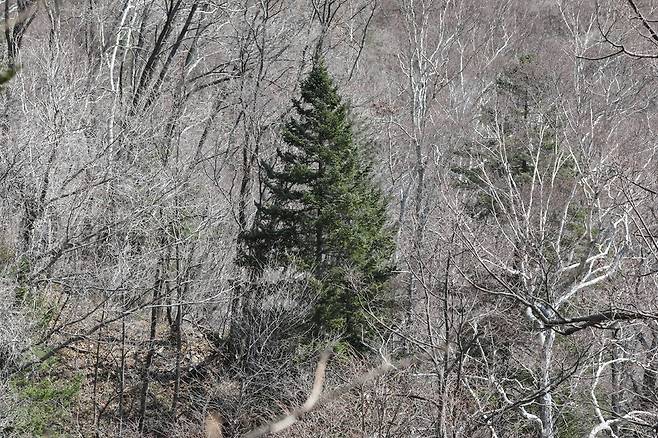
[
  {"left": 137, "top": 253, "right": 167, "bottom": 431},
  {"left": 539, "top": 329, "right": 555, "bottom": 438}
]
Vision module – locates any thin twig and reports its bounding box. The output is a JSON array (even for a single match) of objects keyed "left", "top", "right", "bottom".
[{"left": 244, "top": 352, "right": 418, "bottom": 437}]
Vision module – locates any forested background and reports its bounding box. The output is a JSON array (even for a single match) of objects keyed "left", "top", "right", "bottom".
[{"left": 1, "top": 0, "right": 658, "bottom": 436}]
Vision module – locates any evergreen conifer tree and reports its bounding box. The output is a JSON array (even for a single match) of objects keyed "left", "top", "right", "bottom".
[{"left": 240, "top": 59, "right": 395, "bottom": 347}]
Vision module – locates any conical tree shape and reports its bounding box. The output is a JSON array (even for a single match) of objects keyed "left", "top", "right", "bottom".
[{"left": 240, "top": 59, "right": 395, "bottom": 347}]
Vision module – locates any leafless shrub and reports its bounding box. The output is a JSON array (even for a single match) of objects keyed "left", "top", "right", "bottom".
[
  {"left": 214, "top": 275, "right": 322, "bottom": 433},
  {"left": 0, "top": 281, "right": 33, "bottom": 375}
]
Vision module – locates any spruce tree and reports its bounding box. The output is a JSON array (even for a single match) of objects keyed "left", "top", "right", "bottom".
[{"left": 240, "top": 59, "right": 395, "bottom": 347}]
